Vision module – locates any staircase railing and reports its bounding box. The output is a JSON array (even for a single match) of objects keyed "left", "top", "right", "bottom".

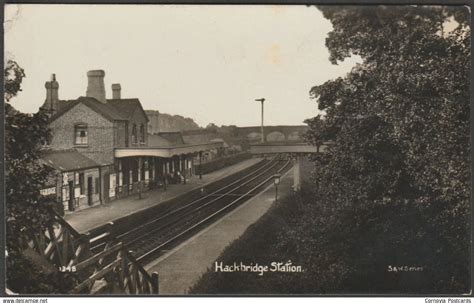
[
  {"left": 24, "top": 208, "right": 159, "bottom": 294},
  {"left": 27, "top": 209, "right": 90, "bottom": 272},
  {"left": 71, "top": 242, "right": 159, "bottom": 294}
]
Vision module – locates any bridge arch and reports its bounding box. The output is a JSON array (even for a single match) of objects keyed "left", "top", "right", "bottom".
[
  {"left": 266, "top": 131, "right": 286, "bottom": 142},
  {"left": 287, "top": 131, "right": 301, "bottom": 141},
  {"left": 247, "top": 132, "right": 262, "bottom": 141},
  {"left": 238, "top": 125, "right": 308, "bottom": 142}
]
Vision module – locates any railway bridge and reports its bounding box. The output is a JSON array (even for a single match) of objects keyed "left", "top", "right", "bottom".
[
  {"left": 249, "top": 142, "right": 328, "bottom": 191},
  {"left": 236, "top": 125, "right": 308, "bottom": 142}
]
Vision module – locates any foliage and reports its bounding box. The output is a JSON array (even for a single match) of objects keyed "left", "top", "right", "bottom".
[
  {"left": 5, "top": 60, "right": 67, "bottom": 293},
  {"left": 192, "top": 5, "right": 470, "bottom": 294},
  {"left": 190, "top": 160, "right": 318, "bottom": 294},
  {"left": 206, "top": 123, "right": 219, "bottom": 130},
  {"left": 4, "top": 60, "right": 25, "bottom": 102},
  {"left": 304, "top": 5, "right": 470, "bottom": 293}
]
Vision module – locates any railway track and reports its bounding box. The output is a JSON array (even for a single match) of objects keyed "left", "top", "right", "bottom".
[
  {"left": 89, "top": 155, "right": 292, "bottom": 265},
  {"left": 87, "top": 157, "right": 272, "bottom": 241}
]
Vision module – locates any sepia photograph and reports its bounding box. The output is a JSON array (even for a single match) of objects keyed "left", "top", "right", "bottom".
[{"left": 2, "top": 3, "right": 471, "bottom": 297}]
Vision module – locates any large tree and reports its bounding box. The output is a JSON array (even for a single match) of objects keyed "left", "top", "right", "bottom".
[
  {"left": 305, "top": 5, "right": 470, "bottom": 293},
  {"left": 5, "top": 60, "right": 68, "bottom": 293}
]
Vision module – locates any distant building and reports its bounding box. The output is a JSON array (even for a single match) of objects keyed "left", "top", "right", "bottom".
[
  {"left": 146, "top": 110, "right": 160, "bottom": 134},
  {"left": 40, "top": 70, "right": 222, "bottom": 212}
]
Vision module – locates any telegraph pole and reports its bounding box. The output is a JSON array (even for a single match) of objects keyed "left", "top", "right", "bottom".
[{"left": 255, "top": 98, "right": 265, "bottom": 143}]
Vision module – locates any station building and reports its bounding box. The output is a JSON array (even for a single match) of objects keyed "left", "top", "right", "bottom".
[{"left": 40, "top": 70, "right": 222, "bottom": 212}]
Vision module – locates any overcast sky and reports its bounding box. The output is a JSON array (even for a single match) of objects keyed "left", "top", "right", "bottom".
[{"left": 5, "top": 5, "right": 360, "bottom": 127}]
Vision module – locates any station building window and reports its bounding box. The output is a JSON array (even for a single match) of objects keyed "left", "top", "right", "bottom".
[
  {"left": 132, "top": 124, "right": 137, "bottom": 144},
  {"left": 140, "top": 124, "right": 145, "bottom": 143},
  {"left": 74, "top": 124, "right": 88, "bottom": 145},
  {"left": 125, "top": 123, "right": 129, "bottom": 147}
]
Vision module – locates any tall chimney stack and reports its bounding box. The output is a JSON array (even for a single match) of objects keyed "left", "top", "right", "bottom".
[
  {"left": 86, "top": 70, "right": 106, "bottom": 103},
  {"left": 112, "top": 83, "right": 121, "bottom": 99},
  {"left": 44, "top": 74, "right": 59, "bottom": 113}
]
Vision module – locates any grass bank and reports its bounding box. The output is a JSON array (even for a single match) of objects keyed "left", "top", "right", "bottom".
[{"left": 190, "top": 157, "right": 319, "bottom": 294}]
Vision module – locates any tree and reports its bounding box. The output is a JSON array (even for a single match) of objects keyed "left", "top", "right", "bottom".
[
  {"left": 206, "top": 122, "right": 219, "bottom": 129},
  {"left": 5, "top": 60, "right": 25, "bottom": 102},
  {"left": 5, "top": 60, "right": 68, "bottom": 293},
  {"left": 305, "top": 6, "right": 470, "bottom": 293}
]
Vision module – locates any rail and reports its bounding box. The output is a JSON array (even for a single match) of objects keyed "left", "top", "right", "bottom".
[
  {"left": 87, "top": 157, "right": 271, "bottom": 247},
  {"left": 113, "top": 157, "right": 280, "bottom": 245},
  {"left": 137, "top": 158, "right": 292, "bottom": 263},
  {"left": 25, "top": 155, "right": 291, "bottom": 294}
]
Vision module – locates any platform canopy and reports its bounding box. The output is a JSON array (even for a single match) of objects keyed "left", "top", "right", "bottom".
[
  {"left": 41, "top": 149, "right": 100, "bottom": 172},
  {"left": 114, "top": 141, "right": 224, "bottom": 158}
]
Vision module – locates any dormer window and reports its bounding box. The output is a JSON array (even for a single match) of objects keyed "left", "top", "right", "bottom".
[
  {"left": 132, "top": 124, "right": 137, "bottom": 144},
  {"left": 140, "top": 124, "right": 145, "bottom": 143},
  {"left": 74, "top": 124, "right": 88, "bottom": 145}
]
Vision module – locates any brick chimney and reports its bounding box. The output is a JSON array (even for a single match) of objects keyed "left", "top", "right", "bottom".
[
  {"left": 86, "top": 70, "right": 106, "bottom": 103},
  {"left": 44, "top": 74, "right": 59, "bottom": 113},
  {"left": 112, "top": 83, "right": 121, "bottom": 99}
]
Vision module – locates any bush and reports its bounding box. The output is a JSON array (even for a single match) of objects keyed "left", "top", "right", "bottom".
[{"left": 191, "top": 6, "right": 470, "bottom": 294}]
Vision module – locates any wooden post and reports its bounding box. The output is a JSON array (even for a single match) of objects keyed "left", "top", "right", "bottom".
[
  {"left": 163, "top": 161, "right": 167, "bottom": 191},
  {"left": 126, "top": 250, "right": 136, "bottom": 293},
  {"left": 138, "top": 182, "right": 143, "bottom": 199},
  {"left": 182, "top": 155, "right": 186, "bottom": 185},
  {"left": 199, "top": 151, "right": 202, "bottom": 180},
  {"left": 137, "top": 158, "right": 142, "bottom": 182},
  {"left": 151, "top": 272, "right": 159, "bottom": 294},
  {"left": 107, "top": 221, "right": 114, "bottom": 231}
]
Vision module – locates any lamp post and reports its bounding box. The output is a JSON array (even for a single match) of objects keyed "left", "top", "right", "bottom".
[
  {"left": 273, "top": 173, "right": 281, "bottom": 202},
  {"left": 255, "top": 98, "right": 265, "bottom": 143}
]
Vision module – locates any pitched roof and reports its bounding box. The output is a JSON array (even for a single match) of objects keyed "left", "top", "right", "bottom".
[
  {"left": 50, "top": 97, "right": 127, "bottom": 122},
  {"left": 51, "top": 100, "right": 79, "bottom": 121},
  {"left": 182, "top": 133, "right": 215, "bottom": 145},
  {"left": 157, "top": 132, "right": 185, "bottom": 146},
  {"left": 41, "top": 149, "right": 100, "bottom": 172},
  {"left": 107, "top": 98, "right": 149, "bottom": 122},
  {"left": 148, "top": 134, "right": 174, "bottom": 147}
]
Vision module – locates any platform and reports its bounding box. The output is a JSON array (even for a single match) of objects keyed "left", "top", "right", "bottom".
[
  {"left": 144, "top": 165, "right": 294, "bottom": 294},
  {"left": 65, "top": 158, "right": 262, "bottom": 234}
]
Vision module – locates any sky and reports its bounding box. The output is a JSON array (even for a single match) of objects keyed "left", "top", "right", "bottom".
[{"left": 4, "top": 5, "right": 360, "bottom": 127}]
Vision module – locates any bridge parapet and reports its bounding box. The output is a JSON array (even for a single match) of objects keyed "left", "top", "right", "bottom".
[
  {"left": 249, "top": 143, "right": 324, "bottom": 155},
  {"left": 250, "top": 142, "right": 330, "bottom": 191}
]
